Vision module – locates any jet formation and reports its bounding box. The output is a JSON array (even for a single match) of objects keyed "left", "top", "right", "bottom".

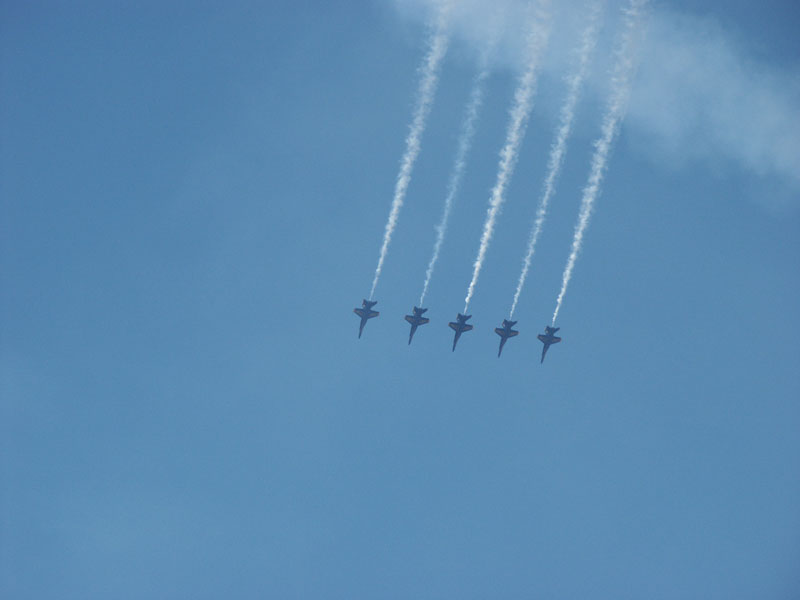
[{"left": 353, "top": 301, "right": 560, "bottom": 362}]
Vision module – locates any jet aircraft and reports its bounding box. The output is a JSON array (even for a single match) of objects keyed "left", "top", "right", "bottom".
[
  {"left": 353, "top": 299, "right": 379, "bottom": 338},
  {"left": 494, "top": 319, "right": 519, "bottom": 357},
  {"left": 404, "top": 306, "right": 430, "bottom": 345},
  {"left": 448, "top": 313, "right": 473, "bottom": 352},
  {"left": 537, "top": 326, "right": 562, "bottom": 363}
]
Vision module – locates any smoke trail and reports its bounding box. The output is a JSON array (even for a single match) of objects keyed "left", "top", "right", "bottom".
[
  {"left": 463, "top": 2, "right": 552, "bottom": 313},
  {"left": 369, "top": 4, "right": 451, "bottom": 300},
  {"left": 509, "top": 1, "right": 604, "bottom": 318},
  {"left": 552, "top": 0, "right": 649, "bottom": 325},
  {"left": 419, "top": 64, "right": 490, "bottom": 306}
]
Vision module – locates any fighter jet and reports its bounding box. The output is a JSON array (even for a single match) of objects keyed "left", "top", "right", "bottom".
[
  {"left": 494, "top": 319, "right": 519, "bottom": 357},
  {"left": 353, "top": 299, "right": 379, "bottom": 338},
  {"left": 537, "top": 326, "right": 562, "bottom": 363},
  {"left": 448, "top": 313, "right": 473, "bottom": 352},
  {"left": 404, "top": 306, "right": 430, "bottom": 345}
]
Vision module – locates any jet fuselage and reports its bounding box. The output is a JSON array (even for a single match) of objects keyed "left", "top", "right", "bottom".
[
  {"left": 353, "top": 299, "right": 379, "bottom": 338},
  {"left": 404, "top": 306, "right": 430, "bottom": 345},
  {"left": 494, "top": 319, "right": 519, "bottom": 357},
  {"left": 448, "top": 313, "right": 473, "bottom": 352},
  {"left": 536, "top": 326, "right": 561, "bottom": 363}
]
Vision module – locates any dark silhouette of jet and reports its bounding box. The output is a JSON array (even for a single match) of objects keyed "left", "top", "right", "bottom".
[
  {"left": 353, "top": 299, "right": 379, "bottom": 338},
  {"left": 404, "top": 306, "right": 429, "bottom": 345},
  {"left": 537, "top": 326, "right": 562, "bottom": 363},
  {"left": 448, "top": 313, "right": 473, "bottom": 351},
  {"left": 494, "top": 319, "right": 519, "bottom": 357}
]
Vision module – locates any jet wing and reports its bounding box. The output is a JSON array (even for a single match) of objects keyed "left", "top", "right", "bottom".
[
  {"left": 419, "top": 317, "right": 430, "bottom": 325},
  {"left": 404, "top": 315, "right": 414, "bottom": 324},
  {"left": 448, "top": 322, "right": 458, "bottom": 331},
  {"left": 463, "top": 324, "right": 473, "bottom": 332},
  {"left": 495, "top": 327, "right": 516, "bottom": 337}
]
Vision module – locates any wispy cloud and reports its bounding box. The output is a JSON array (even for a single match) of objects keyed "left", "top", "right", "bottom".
[
  {"left": 626, "top": 9, "right": 800, "bottom": 193},
  {"left": 392, "top": 0, "right": 800, "bottom": 199}
]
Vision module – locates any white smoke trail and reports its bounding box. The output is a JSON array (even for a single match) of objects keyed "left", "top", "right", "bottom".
[
  {"left": 551, "top": 0, "right": 649, "bottom": 325},
  {"left": 419, "top": 64, "right": 490, "bottom": 306},
  {"left": 509, "top": 1, "right": 604, "bottom": 318},
  {"left": 369, "top": 4, "right": 451, "bottom": 300},
  {"left": 463, "top": 2, "right": 552, "bottom": 313}
]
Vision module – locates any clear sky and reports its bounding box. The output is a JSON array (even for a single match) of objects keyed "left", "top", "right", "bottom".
[{"left": 2, "top": 1, "right": 799, "bottom": 598}]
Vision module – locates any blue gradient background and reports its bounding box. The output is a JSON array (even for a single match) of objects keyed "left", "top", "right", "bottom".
[{"left": 2, "top": 1, "right": 799, "bottom": 598}]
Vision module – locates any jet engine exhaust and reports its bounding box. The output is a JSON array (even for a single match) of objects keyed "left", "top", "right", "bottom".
[
  {"left": 369, "top": 5, "right": 451, "bottom": 301},
  {"left": 509, "top": 1, "right": 604, "bottom": 319},
  {"left": 552, "top": 0, "right": 649, "bottom": 325},
  {"left": 419, "top": 61, "right": 489, "bottom": 307},
  {"left": 463, "top": 1, "right": 552, "bottom": 314}
]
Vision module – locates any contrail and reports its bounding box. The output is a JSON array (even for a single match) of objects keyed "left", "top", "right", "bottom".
[
  {"left": 552, "top": 0, "right": 648, "bottom": 325},
  {"left": 369, "top": 4, "right": 451, "bottom": 300},
  {"left": 509, "top": 1, "right": 604, "bottom": 318},
  {"left": 463, "top": 2, "right": 552, "bottom": 313},
  {"left": 419, "top": 62, "right": 490, "bottom": 306}
]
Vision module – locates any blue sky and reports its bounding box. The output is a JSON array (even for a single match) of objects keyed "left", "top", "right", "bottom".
[{"left": 2, "top": 1, "right": 799, "bottom": 598}]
